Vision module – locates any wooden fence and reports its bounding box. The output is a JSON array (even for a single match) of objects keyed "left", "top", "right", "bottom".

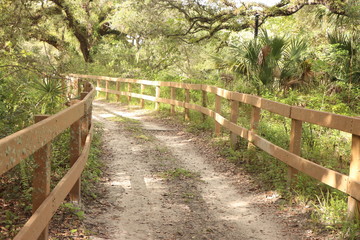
[
  {"left": 0, "top": 79, "right": 95, "bottom": 240},
  {"left": 69, "top": 73, "right": 360, "bottom": 219}
]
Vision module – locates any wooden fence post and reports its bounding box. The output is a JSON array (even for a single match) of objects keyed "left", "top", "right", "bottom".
[
  {"left": 128, "top": 83, "right": 132, "bottom": 103},
  {"left": 84, "top": 82, "right": 92, "bottom": 92},
  {"left": 69, "top": 77, "right": 80, "bottom": 98},
  {"left": 248, "top": 106, "right": 261, "bottom": 150},
  {"left": 140, "top": 84, "right": 145, "bottom": 108},
  {"left": 170, "top": 87, "right": 176, "bottom": 115},
  {"left": 184, "top": 89, "right": 190, "bottom": 121},
  {"left": 69, "top": 108, "right": 82, "bottom": 203},
  {"left": 80, "top": 92, "right": 90, "bottom": 146},
  {"left": 116, "top": 81, "right": 120, "bottom": 102},
  {"left": 66, "top": 77, "right": 72, "bottom": 99},
  {"left": 69, "top": 92, "right": 89, "bottom": 204},
  {"left": 348, "top": 134, "right": 360, "bottom": 219},
  {"left": 288, "top": 119, "right": 302, "bottom": 187},
  {"left": 202, "top": 90, "right": 207, "bottom": 122},
  {"left": 96, "top": 80, "right": 100, "bottom": 98},
  {"left": 32, "top": 115, "right": 51, "bottom": 240},
  {"left": 76, "top": 78, "right": 81, "bottom": 97},
  {"left": 155, "top": 85, "right": 160, "bottom": 110},
  {"left": 61, "top": 77, "right": 67, "bottom": 99},
  {"left": 230, "top": 100, "right": 239, "bottom": 149},
  {"left": 215, "top": 95, "right": 221, "bottom": 136},
  {"left": 105, "top": 80, "right": 109, "bottom": 100}
]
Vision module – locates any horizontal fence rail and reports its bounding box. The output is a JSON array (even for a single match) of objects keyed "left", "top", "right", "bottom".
[
  {"left": 69, "top": 73, "right": 360, "bottom": 219},
  {"left": 0, "top": 79, "right": 95, "bottom": 240}
]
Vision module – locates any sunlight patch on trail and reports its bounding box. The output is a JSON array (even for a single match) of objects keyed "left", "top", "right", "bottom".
[{"left": 98, "top": 113, "right": 116, "bottom": 118}]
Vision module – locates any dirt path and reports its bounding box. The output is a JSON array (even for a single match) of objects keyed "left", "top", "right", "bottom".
[{"left": 86, "top": 100, "right": 306, "bottom": 240}]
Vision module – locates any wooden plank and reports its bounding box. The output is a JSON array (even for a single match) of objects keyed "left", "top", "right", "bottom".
[
  {"left": 156, "top": 98, "right": 185, "bottom": 108},
  {"left": 291, "top": 106, "right": 360, "bottom": 135},
  {"left": 69, "top": 74, "right": 157, "bottom": 87},
  {"left": 200, "top": 85, "right": 232, "bottom": 99},
  {"left": 135, "top": 80, "right": 159, "bottom": 86},
  {"left": 198, "top": 105, "right": 212, "bottom": 117},
  {"left": 32, "top": 115, "right": 51, "bottom": 240},
  {"left": 211, "top": 108, "right": 359, "bottom": 201},
  {"left": 201, "top": 85, "right": 218, "bottom": 94},
  {"left": 261, "top": 99, "right": 291, "bottom": 117},
  {"left": 138, "top": 94, "right": 156, "bottom": 102},
  {"left": 250, "top": 133, "right": 349, "bottom": 194},
  {"left": 216, "top": 88, "right": 233, "bottom": 99},
  {"left": 98, "top": 87, "right": 116, "bottom": 94},
  {"left": 230, "top": 100, "right": 239, "bottom": 149},
  {"left": 214, "top": 113, "right": 249, "bottom": 139},
  {"left": 288, "top": 119, "right": 303, "bottom": 186},
  {"left": 232, "top": 93, "right": 261, "bottom": 107},
  {"left": 0, "top": 101, "right": 85, "bottom": 176},
  {"left": 183, "top": 101, "right": 249, "bottom": 139},
  {"left": 126, "top": 79, "right": 159, "bottom": 86},
  {"left": 13, "top": 126, "right": 93, "bottom": 240},
  {"left": 215, "top": 95, "right": 221, "bottom": 136},
  {"left": 168, "top": 82, "right": 186, "bottom": 89},
  {"left": 183, "top": 83, "right": 202, "bottom": 91},
  {"left": 159, "top": 82, "right": 175, "bottom": 87},
  {"left": 348, "top": 134, "right": 360, "bottom": 219},
  {"left": 184, "top": 102, "right": 194, "bottom": 112}
]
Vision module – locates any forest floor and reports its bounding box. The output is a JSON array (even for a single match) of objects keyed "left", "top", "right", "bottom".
[{"left": 84, "top": 100, "right": 328, "bottom": 240}]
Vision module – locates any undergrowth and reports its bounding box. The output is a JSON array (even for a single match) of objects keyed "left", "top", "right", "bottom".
[
  {"left": 98, "top": 78, "right": 359, "bottom": 238},
  {"left": 0, "top": 123, "right": 104, "bottom": 239},
  {"left": 150, "top": 93, "right": 359, "bottom": 239}
]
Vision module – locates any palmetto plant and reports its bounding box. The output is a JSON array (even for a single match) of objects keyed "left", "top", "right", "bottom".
[
  {"left": 221, "top": 30, "right": 311, "bottom": 94},
  {"left": 32, "top": 77, "right": 66, "bottom": 114},
  {"left": 327, "top": 30, "right": 360, "bottom": 84},
  {"left": 280, "top": 38, "right": 311, "bottom": 88}
]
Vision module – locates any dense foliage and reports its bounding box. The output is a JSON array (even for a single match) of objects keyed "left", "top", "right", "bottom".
[{"left": 0, "top": 0, "right": 359, "bottom": 238}]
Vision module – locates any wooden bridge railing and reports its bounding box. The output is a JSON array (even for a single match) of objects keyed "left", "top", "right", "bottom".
[
  {"left": 70, "top": 73, "right": 360, "bottom": 219},
  {"left": 0, "top": 79, "right": 95, "bottom": 240}
]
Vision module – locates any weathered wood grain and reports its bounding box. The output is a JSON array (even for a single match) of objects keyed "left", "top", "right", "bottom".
[
  {"left": 14, "top": 126, "right": 93, "bottom": 240},
  {"left": 0, "top": 101, "right": 84, "bottom": 175}
]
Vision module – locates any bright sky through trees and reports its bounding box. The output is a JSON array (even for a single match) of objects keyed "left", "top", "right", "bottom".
[{"left": 240, "top": 0, "right": 281, "bottom": 6}]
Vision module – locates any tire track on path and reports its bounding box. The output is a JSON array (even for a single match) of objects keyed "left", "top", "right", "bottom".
[{"left": 87, "top": 100, "right": 304, "bottom": 240}]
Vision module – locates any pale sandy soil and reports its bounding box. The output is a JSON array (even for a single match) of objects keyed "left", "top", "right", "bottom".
[{"left": 85, "top": 100, "right": 315, "bottom": 240}]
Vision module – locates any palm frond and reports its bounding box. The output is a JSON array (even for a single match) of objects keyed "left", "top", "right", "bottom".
[
  {"left": 285, "top": 38, "right": 308, "bottom": 61},
  {"left": 327, "top": 31, "right": 353, "bottom": 54}
]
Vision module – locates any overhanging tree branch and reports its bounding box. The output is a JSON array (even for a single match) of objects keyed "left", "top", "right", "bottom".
[{"left": 159, "top": 0, "right": 350, "bottom": 42}]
